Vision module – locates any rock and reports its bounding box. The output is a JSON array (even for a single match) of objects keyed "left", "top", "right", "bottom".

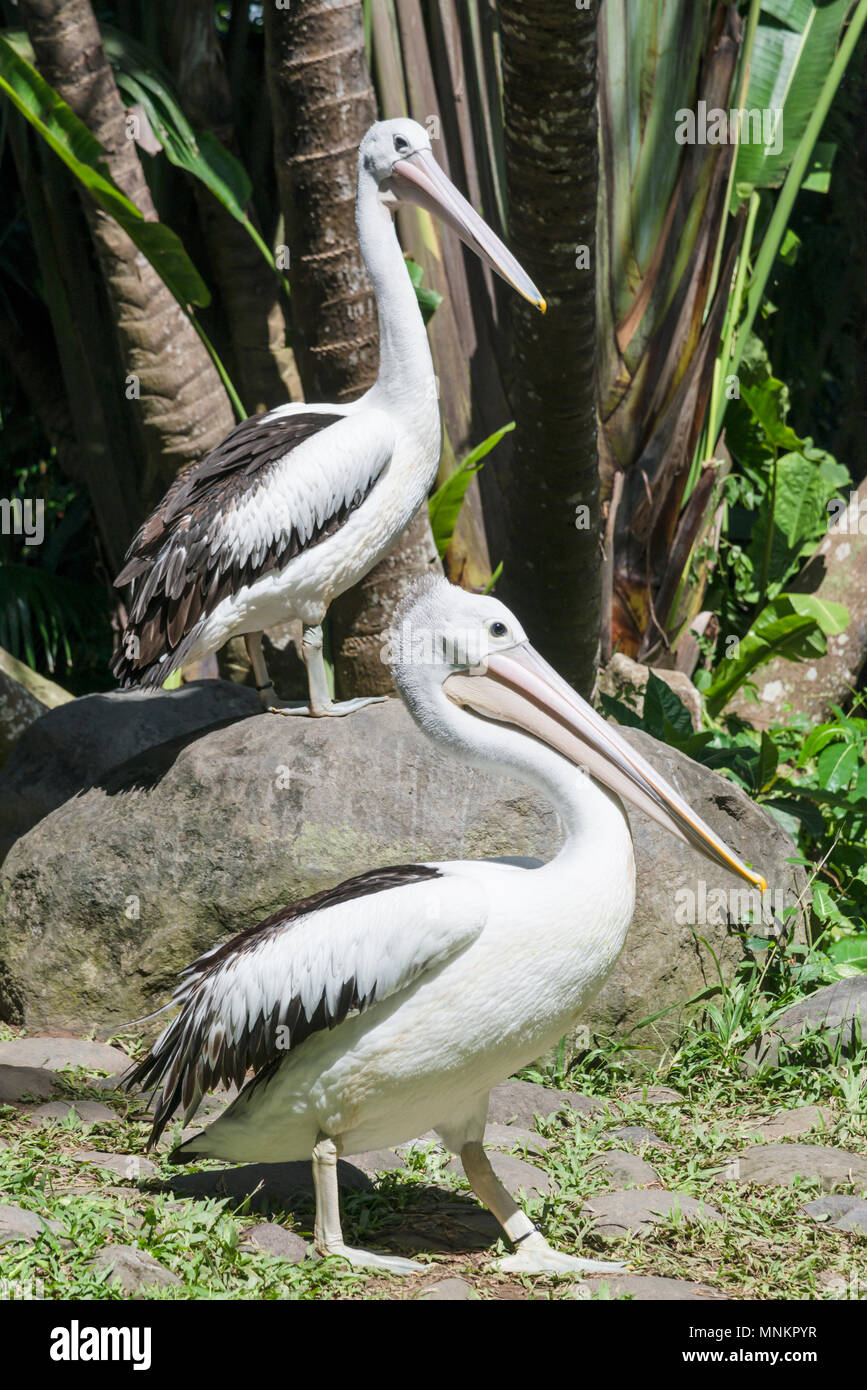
[
  {"left": 744, "top": 980, "right": 867, "bottom": 1069},
  {"left": 487, "top": 1080, "right": 604, "bottom": 1129},
  {"left": 581, "top": 1273, "right": 727, "bottom": 1301},
  {"left": 803, "top": 1195, "right": 867, "bottom": 1232},
  {"left": 582, "top": 1189, "right": 724, "bottom": 1238},
  {"left": 416, "top": 1277, "right": 477, "bottom": 1301},
  {"left": 483, "top": 1124, "right": 551, "bottom": 1157},
  {"left": 164, "top": 1160, "right": 372, "bottom": 1210},
  {"left": 346, "top": 1149, "right": 407, "bottom": 1176},
  {"left": 597, "top": 654, "right": 704, "bottom": 731},
  {"left": 744, "top": 1105, "right": 832, "bottom": 1142},
  {"left": 720, "top": 1144, "right": 867, "bottom": 1192},
  {"left": 239, "top": 1223, "right": 308, "bottom": 1262},
  {"left": 606, "top": 1126, "right": 672, "bottom": 1153},
  {"left": 0, "top": 1037, "right": 130, "bottom": 1073},
  {"left": 587, "top": 1151, "right": 660, "bottom": 1187},
  {"left": 447, "top": 1149, "right": 551, "bottom": 1200},
  {"left": 0, "top": 644, "right": 71, "bottom": 770},
  {"left": 0, "top": 1202, "right": 65, "bottom": 1245},
  {"left": 0, "top": 1064, "right": 59, "bottom": 1103},
  {"left": 0, "top": 703, "right": 806, "bottom": 1050},
  {"left": 0, "top": 679, "right": 259, "bottom": 861},
  {"left": 72, "top": 1151, "right": 157, "bottom": 1181},
  {"left": 622, "top": 1086, "right": 683, "bottom": 1106},
  {"left": 89, "top": 1244, "right": 181, "bottom": 1294},
  {"left": 26, "top": 1100, "right": 118, "bottom": 1127}
]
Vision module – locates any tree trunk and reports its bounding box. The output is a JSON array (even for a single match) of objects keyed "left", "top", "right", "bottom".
[
  {"left": 265, "top": 0, "right": 440, "bottom": 698},
  {"left": 19, "top": 0, "right": 235, "bottom": 516},
  {"left": 159, "top": 0, "right": 301, "bottom": 415},
  {"left": 495, "top": 0, "right": 600, "bottom": 695},
  {"left": 727, "top": 479, "right": 867, "bottom": 728}
]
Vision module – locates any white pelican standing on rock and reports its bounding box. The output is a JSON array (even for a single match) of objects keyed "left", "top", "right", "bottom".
[
  {"left": 111, "top": 118, "right": 544, "bottom": 715},
  {"left": 126, "top": 578, "right": 767, "bottom": 1276}
]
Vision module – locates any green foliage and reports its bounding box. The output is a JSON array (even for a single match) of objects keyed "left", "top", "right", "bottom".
[
  {"left": 0, "top": 35, "right": 210, "bottom": 308},
  {"left": 601, "top": 674, "right": 867, "bottom": 967},
  {"left": 428, "top": 422, "right": 514, "bottom": 559},
  {"left": 699, "top": 592, "right": 848, "bottom": 716},
  {"left": 404, "top": 256, "right": 442, "bottom": 326}
]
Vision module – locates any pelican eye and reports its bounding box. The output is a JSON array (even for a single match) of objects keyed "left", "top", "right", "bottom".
[
  {"left": 488, "top": 620, "right": 509, "bottom": 639},
  {"left": 393, "top": 135, "right": 410, "bottom": 154}
]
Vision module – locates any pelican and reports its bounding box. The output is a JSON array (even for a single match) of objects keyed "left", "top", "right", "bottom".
[
  {"left": 111, "top": 118, "right": 544, "bottom": 715},
  {"left": 125, "top": 578, "right": 766, "bottom": 1276}
]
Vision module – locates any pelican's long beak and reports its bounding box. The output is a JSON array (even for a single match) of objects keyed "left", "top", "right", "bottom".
[
  {"left": 443, "top": 643, "right": 767, "bottom": 892},
  {"left": 388, "top": 149, "right": 546, "bottom": 312}
]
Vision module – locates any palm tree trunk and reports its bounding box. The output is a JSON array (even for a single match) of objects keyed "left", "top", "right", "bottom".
[
  {"left": 495, "top": 0, "right": 600, "bottom": 694},
  {"left": 265, "top": 0, "right": 440, "bottom": 698},
  {"left": 19, "top": 0, "right": 235, "bottom": 514},
  {"left": 159, "top": 0, "right": 301, "bottom": 415}
]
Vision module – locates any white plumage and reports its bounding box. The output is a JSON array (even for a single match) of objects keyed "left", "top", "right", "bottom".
[
  {"left": 112, "top": 119, "right": 544, "bottom": 716},
  {"left": 127, "top": 579, "right": 766, "bottom": 1276}
]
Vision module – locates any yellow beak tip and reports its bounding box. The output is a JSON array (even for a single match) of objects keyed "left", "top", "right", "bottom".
[
  {"left": 537, "top": 298, "right": 547, "bottom": 314},
  {"left": 756, "top": 874, "right": 768, "bottom": 894}
]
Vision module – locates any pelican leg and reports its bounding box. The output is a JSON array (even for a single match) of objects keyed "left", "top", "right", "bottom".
[
  {"left": 460, "top": 1141, "right": 625, "bottom": 1277},
  {"left": 245, "top": 632, "right": 279, "bottom": 711},
  {"left": 312, "top": 1133, "right": 424, "bottom": 1275},
  {"left": 268, "top": 624, "right": 387, "bottom": 717}
]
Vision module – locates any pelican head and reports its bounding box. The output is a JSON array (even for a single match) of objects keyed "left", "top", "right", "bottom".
[
  {"left": 359, "top": 118, "right": 545, "bottom": 312},
  {"left": 390, "top": 577, "right": 766, "bottom": 892}
]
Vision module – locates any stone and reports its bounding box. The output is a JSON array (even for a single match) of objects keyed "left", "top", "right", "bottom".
[
  {"left": 0, "top": 1202, "right": 65, "bottom": 1245},
  {"left": 622, "top": 1085, "right": 683, "bottom": 1106},
  {"left": 744, "top": 980, "right": 867, "bottom": 1069},
  {"left": 26, "top": 1100, "right": 118, "bottom": 1127},
  {"left": 0, "top": 1037, "right": 130, "bottom": 1073},
  {"left": 0, "top": 703, "right": 807, "bottom": 1051},
  {"left": 744, "top": 1105, "right": 832, "bottom": 1141},
  {"left": 0, "top": 1064, "right": 59, "bottom": 1103},
  {"left": 606, "top": 1126, "right": 672, "bottom": 1153},
  {"left": 416, "top": 1277, "right": 477, "bottom": 1301},
  {"left": 345, "top": 1148, "right": 407, "bottom": 1176},
  {"left": 587, "top": 1150, "right": 660, "bottom": 1187},
  {"left": 582, "top": 1189, "right": 724, "bottom": 1238},
  {"left": 239, "top": 1223, "right": 308, "bottom": 1262},
  {"left": 581, "top": 1273, "right": 727, "bottom": 1301},
  {"left": 0, "top": 644, "right": 71, "bottom": 770},
  {"left": 72, "top": 1150, "right": 157, "bottom": 1181},
  {"left": 446, "top": 1149, "right": 551, "bottom": 1200},
  {"left": 483, "top": 1124, "right": 551, "bottom": 1157},
  {"left": 487, "top": 1080, "right": 604, "bottom": 1128},
  {"left": 597, "top": 654, "right": 704, "bottom": 732},
  {"left": 803, "top": 1195, "right": 867, "bottom": 1232},
  {"left": 164, "top": 1160, "right": 372, "bottom": 1210},
  {"left": 89, "top": 1244, "right": 181, "bottom": 1294},
  {"left": 719, "top": 1144, "right": 867, "bottom": 1192},
  {"left": 0, "top": 679, "right": 259, "bottom": 861}
]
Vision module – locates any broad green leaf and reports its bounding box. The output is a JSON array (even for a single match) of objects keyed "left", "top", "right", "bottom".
[
  {"left": 733, "top": 0, "right": 854, "bottom": 196},
  {"left": 428, "top": 423, "right": 514, "bottom": 558},
  {"left": 825, "top": 935, "right": 867, "bottom": 971},
  {"left": 704, "top": 593, "right": 849, "bottom": 714},
  {"left": 816, "top": 740, "right": 859, "bottom": 791},
  {"left": 405, "top": 258, "right": 442, "bottom": 324},
  {"left": 0, "top": 35, "right": 210, "bottom": 307},
  {"left": 643, "top": 671, "right": 693, "bottom": 739},
  {"left": 757, "top": 731, "right": 779, "bottom": 790}
]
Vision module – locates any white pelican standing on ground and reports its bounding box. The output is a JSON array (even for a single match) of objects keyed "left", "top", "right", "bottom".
[
  {"left": 126, "top": 578, "right": 767, "bottom": 1276},
  {"left": 111, "top": 118, "right": 544, "bottom": 715}
]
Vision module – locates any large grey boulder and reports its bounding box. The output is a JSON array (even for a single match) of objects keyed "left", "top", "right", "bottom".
[
  {"left": 744, "top": 978, "right": 867, "bottom": 1069},
  {"left": 0, "top": 689, "right": 805, "bottom": 1051},
  {"left": 0, "top": 680, "right": 259, "bottom": 861}
]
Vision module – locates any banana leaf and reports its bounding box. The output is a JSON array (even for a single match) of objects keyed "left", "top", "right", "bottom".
[{"left": 0, "top": 35, "right": 209, "bottom": 308}]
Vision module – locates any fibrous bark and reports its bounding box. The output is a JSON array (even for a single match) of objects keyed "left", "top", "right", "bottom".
[
  {"left": 19, "top": 0, "right": 235, "bottom": 514},
  {"left": 496, "top": 0, "right": 600, "bottom": 694}
]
